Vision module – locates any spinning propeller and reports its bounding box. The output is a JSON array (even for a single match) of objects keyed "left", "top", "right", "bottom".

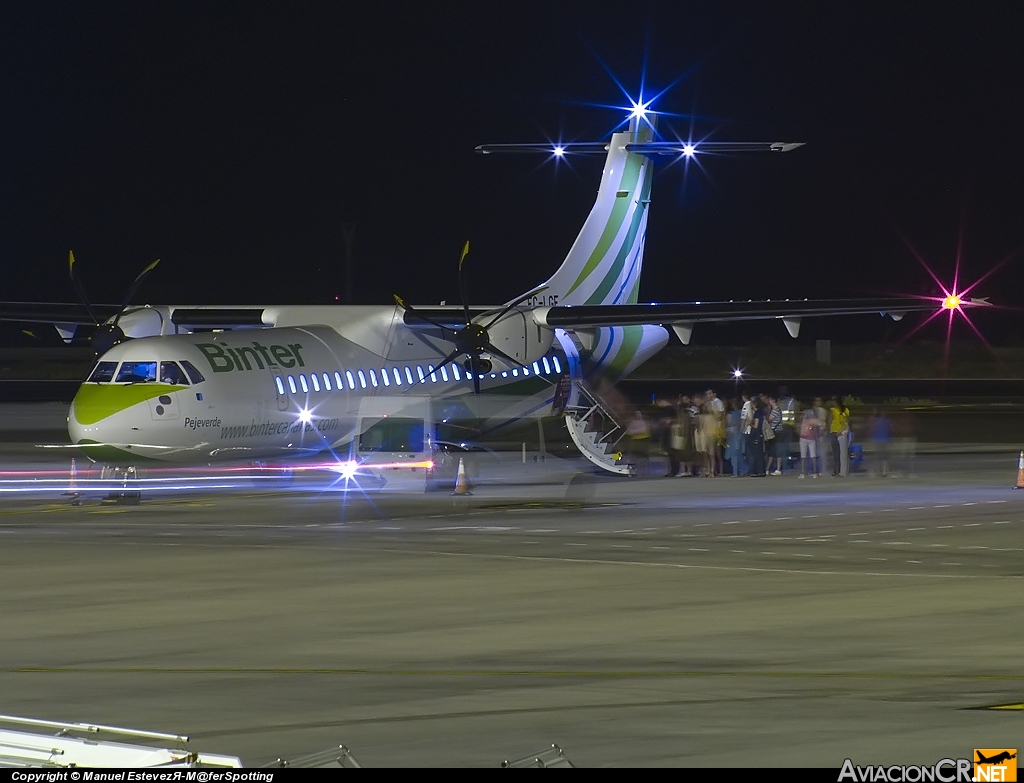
[
  {"left": 68, "top": 251, "right": 160, "bottom": 354},
  {"left": 395, "top": 241, "right": 546, "bottom": 394}
]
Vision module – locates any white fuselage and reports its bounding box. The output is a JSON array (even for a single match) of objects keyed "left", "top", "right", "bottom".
[{"left": 68, "top": 319, "right": 571, "bottom": 464}]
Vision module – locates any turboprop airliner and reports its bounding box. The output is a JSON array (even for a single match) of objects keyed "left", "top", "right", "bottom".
[{"left": 2, "top": 109, "right": 986, "bottom": 480}]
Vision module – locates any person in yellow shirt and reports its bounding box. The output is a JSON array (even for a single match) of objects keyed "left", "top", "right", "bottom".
[{"left": 828, "top": 398, "right": 851, "bottom": 477}]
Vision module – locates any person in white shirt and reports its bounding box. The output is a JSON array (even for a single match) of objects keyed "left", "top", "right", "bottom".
[
  {"left": 706, "top": 388, "right": 725, "bottom": 415},
  {"left": 738, "top": 393, "right": 754, "bottom": 477},
  {"left": 740, "top": 394, "right": 754, "bottom": 434}
]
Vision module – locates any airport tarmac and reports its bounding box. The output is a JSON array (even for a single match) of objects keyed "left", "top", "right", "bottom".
[{"left": 0, "top": 451, "right": 1021, "bottom": 767}]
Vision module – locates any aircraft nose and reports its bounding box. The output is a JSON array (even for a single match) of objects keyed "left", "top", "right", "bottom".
[
  {"left": 69, "top": 384, "right": 119, "bottom": 461},
  {"left": 67, "top": 400, "right": 84, "bottom": 444},
  {"left": 68, "top": 382, "right": 152, "bottom": 463},
  {"left": 68, "top": 384, "right": 104, "bottom": 445}
]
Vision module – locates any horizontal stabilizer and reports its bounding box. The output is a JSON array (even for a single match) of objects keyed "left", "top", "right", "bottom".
[
  {"left": 475, "top": 141, "right": 805, "bottom": 156},
  {"left": 625, "top": 141, "right": 805, "bottom": 155},
  {"left": 475, "top": 142, "right": 609, "bottom": 155}
]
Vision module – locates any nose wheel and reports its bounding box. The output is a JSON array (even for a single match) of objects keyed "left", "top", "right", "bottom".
[
  {"left": 101, "top": 465, "right": 141, "bottom": 505},
  {"left": 249, "top": 460, "right": 295, "bottom": 488}
]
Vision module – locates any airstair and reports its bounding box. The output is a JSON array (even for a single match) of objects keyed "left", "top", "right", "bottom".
[
  {"left": 563, "top": 380, "right": 636, "bottom": 476},
  {"left": 1, "top": 714, "right": 574, "bottom": 768},
  {"left": 501, "top": 744, "right": 574, "bottom": 768},
  {"left": 0, "top": 715, "right": 241, "bottom": 768},
  {"left": 0, "top": 714, "right": 362, "bottom": 768}
]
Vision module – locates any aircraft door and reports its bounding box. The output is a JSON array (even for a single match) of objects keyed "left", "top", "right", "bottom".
[{"left": 271, "top": 368, "right": 289, "bottom": 411}]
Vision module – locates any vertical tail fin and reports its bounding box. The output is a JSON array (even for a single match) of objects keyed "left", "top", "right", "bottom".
[{"left": 544, "top": 117, "right": 655, "bottom": 306}]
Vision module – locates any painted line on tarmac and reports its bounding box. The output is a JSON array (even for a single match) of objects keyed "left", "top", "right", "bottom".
[
  {"left": 362, "top": 546, "right": 1020, "bottom": 580},
  {"left": 4, "top": 666, "right": 1021, "bottom": 680}
]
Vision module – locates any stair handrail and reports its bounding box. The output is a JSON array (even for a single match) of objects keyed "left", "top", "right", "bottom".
[{"left": 567, "top": 380, "right": 626, "bottom": 448}]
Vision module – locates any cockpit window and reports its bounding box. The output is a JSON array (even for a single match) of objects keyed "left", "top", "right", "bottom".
[
  {"left": 159, "top": 361, "right": 189, "bottom": 385},
  {"left": 180, "top": 360, "right": 206, "bottom": 385},
  {"left": 115, "top": 361, "right": 158, "bottom": 383},
  {"left": 88, "top": 361, "right": 118, "bottom": 383}
]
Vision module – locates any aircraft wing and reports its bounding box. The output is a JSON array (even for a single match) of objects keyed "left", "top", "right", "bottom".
[
  {"left": 533, "top": 296, "right": 988, "bottom": 338},
  {"left": 475, "top": 141, "right": 806, "bottom": 156},
  {"left": 0, "top": 302, "right": 496, "bottom": 330},
  {"left": 0, "top": 302, "right": 121, "bottom": 325}
]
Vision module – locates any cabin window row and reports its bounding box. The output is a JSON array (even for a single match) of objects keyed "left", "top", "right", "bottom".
[{"left": 273, "top": 356, "right": 563, "bottom": 396}]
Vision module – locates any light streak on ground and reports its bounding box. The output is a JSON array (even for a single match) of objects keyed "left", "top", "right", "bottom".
[{"left": 0, "top": 460, "right": 434, "bottom": 499}]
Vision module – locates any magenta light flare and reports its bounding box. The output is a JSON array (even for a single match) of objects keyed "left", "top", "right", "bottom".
[
  {"left": 889, "top": 229, "right": 1014, "bottom": 362},
  {"left": 960, "top": 246, "right": 1019, "bottom": 299},
  {"left": 890, "top": 303, "right": 948, "bottom": 345},
  {"left": 944, "top": 307, "right": 955, "bottom": 365}
]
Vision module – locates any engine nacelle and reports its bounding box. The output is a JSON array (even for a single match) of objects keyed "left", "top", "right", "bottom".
[
  {"left": 114, "top": 306, "right": 168, "bottom": 338},
  {"left": 483, "top": 308, "right": 554, "bottom": 367}
]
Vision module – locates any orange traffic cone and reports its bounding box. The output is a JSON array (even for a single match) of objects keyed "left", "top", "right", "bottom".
[
  {"left": 1014, "top": 451, "right": 1024, "bottom": 490},
  {"left": 64, "top": 457, "right": 84, "bottom": 504},
  {"left": 452, "top": 457, "right": 472, "bottom": 496}
]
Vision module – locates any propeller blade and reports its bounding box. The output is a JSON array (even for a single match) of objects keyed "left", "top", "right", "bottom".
[
  {"left": 67, "top": 251, "right": 99, "bottom": 325},
  {"left": 457, "top": 241, "right": 471, "bottom": 326},
  {"left": 402, "top": 349, "right": 462, "bottom": 394},
  {"left": 483, "top": 344, "right": 541, "bottom": 378},
  {"left": 481, "top": 283, "right": 550, "bottom": 331},
  {"left": 432, "top": 350, "right": 463, "bottom": 376},
  {"left": 463, "top": 356, "right": 489, "bottom": 395},
  {"left": 112, "top": 258, "right": 160, "bottom": 327},
  {"left": 394, "top": 295, "right": 456, "bottom": 333}
]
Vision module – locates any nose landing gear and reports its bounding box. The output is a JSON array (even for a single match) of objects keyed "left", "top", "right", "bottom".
[
  {"left": 249, "top": 460, "right": 295, "bottom": 488},
  {"left": 101, "top": 464, "right": 141, "bottom": 505}
]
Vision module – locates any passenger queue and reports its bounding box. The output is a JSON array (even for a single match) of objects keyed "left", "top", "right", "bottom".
[{"left": 624, "top": 390, "right": 903, "bottom": 479}]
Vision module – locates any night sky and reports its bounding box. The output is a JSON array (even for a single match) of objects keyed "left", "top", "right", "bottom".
[{"left": 2, "top": 2, "right": 1023, "bottom": 344}]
